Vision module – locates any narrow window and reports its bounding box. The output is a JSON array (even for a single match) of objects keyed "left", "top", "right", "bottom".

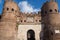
[
  {"left": 55, "top": 9, "right": 57, "bottom": 12},
  {"left": 7, "top": 7, "right": 9, "bottom": 11},
  {"left": 49, "top": 9, "right": 52, "bottom": 12},
  {"left": 24, "top": 20, "right": 26, "bottom": 22},
  {"left": 12, "top": 8, "right": 14, "bottom": 11},
  {"left": 39, "top": 20, "right": 41, "bottom": 22}
]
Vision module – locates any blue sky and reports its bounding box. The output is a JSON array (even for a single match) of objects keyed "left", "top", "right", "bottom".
[{"left": 0, "top": 0, "right": 60, "bottom": 14}]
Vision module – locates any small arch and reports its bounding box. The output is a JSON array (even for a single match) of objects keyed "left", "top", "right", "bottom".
[
  {"left": 7, "top": 7, "right": 9, "bottom": 11},
  {"left": 55, "top": 9, "right": 57, "bottom": 12},
  {"left": 24, "top": 20, "right": 26, "bottom": 22},
  {"left": 39, "top": 20, "right": 41, "bottom": 22},
  {"left": 12, "top": 8, "right": 14, "bottom": 11},
  {"left": 49, "top": 9, "right": 53, "bottom": 12},
  {"left": 27, "top": 29, "right": 35, "bottom": 40}
]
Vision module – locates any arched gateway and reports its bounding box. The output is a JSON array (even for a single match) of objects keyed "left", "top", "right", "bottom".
[
  {"left": 27, "top": 30, "right": 35, "bottom": 40},
  {"left": 17, "top": 12, "right": 41, "bottom": 40}
]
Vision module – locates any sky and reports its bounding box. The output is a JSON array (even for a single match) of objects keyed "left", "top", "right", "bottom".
[{"left": 0, "top": 0, "right": 60, "bottom": 14}]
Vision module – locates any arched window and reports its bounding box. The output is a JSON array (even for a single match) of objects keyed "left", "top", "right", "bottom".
[
  {"left": 7, "top": 7, "right": 9, "bottom": 11},
  {"left": 12, "top": 8, "right": 14, "bottom": 11},
  {"left": 39, "top": 20, "right": 41, "bottom": 22},
  {"left": 55, "top": 9, "right": 57, "bottom": 12},
  {"left": 24, "top": 20, "right": 26, "bottom": 22},
  {"left": 49, "top": 9, "right": 53, "bottom": 12}
]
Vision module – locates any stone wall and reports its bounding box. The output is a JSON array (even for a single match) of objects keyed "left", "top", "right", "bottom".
[
  {"left": 17, "top": 25, "right": 41, "bottom": 40},
  {"left": 0, "top": 21, "right": 17, "bottom": 40},
  {"left": 41, "top": 13, "right": 60, "bottom": 40}
]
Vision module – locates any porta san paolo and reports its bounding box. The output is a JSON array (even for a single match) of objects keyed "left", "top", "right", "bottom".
[{"left": 0, "top": 0, "right": 60, "bottom": 40}]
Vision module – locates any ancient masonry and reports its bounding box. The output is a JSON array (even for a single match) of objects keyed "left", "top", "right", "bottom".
[
  {"left": 0, "top": 0, "right": 41, "bottom": 40},
  {"left": 0, "top": 0, "right": 60, "bottom": 40},
  {"left": 41, "top": 0, "right": 60, "bottom": 40},
  {"left": 0, "top": 0, "right": 20, "bottom": 40}
]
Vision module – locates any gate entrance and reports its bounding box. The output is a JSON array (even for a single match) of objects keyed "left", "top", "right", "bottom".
[{"left": 27, "top": 30, "right": 35, "bottom": 40}]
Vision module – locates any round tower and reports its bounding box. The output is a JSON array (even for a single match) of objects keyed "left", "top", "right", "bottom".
[
  {"left": 2, "top": 0, "right": 19, "bottom": 21},
  {"left": 41, "top": 0, "right": 60, "bottom": 40},
  {"left": 41, "top": 0, "right": 58, "bottom": 24},
  {"left": 0, "top": 0, "right": 20, "bottom": 40},
  {"left": 41, "top": 0, "right": 58, "bottom": 15}
]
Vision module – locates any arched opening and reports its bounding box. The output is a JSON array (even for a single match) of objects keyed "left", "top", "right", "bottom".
[
  {"left": 49, "top": 9, "right": 53, "bottom": 12},
  {"left": 7, "top": 7, "right": 9, "bottom": 11},
  {"left": 27, "top": 30, "right": 35, "bottom": 40},
  {"left": 55, "top": 9, "right": 57, "bottom": 12},
  {"left": 12, "top": 8, "right": 14, "bottom": 11}
]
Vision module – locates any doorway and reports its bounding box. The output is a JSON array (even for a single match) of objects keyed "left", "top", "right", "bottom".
[{"left": 27, "top": 30, "right": 35, "bottom": 40}]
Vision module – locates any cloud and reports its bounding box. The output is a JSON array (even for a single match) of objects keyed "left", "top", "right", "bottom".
[{"left": 18, "top": 1, "right": 40, "bottom": 13}]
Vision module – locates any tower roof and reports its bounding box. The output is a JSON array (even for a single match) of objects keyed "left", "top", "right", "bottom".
[
  {"left": 41, "top": 1, "right": 58, "bottom": 10},
  {"left": 41, "top": 0, "right": 58, "bottom": 14}
]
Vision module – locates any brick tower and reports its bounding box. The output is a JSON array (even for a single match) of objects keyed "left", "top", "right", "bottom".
[
  {"left": 0, "top": 0, "right": 19, "bottom": 40},
  {"left": 41, "top": 0, "right": 60, "bottom": 40}
]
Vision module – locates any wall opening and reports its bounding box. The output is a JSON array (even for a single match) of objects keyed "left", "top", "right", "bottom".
[{"left": 27, "top": 30, "right": 35, "bottom": 40}]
